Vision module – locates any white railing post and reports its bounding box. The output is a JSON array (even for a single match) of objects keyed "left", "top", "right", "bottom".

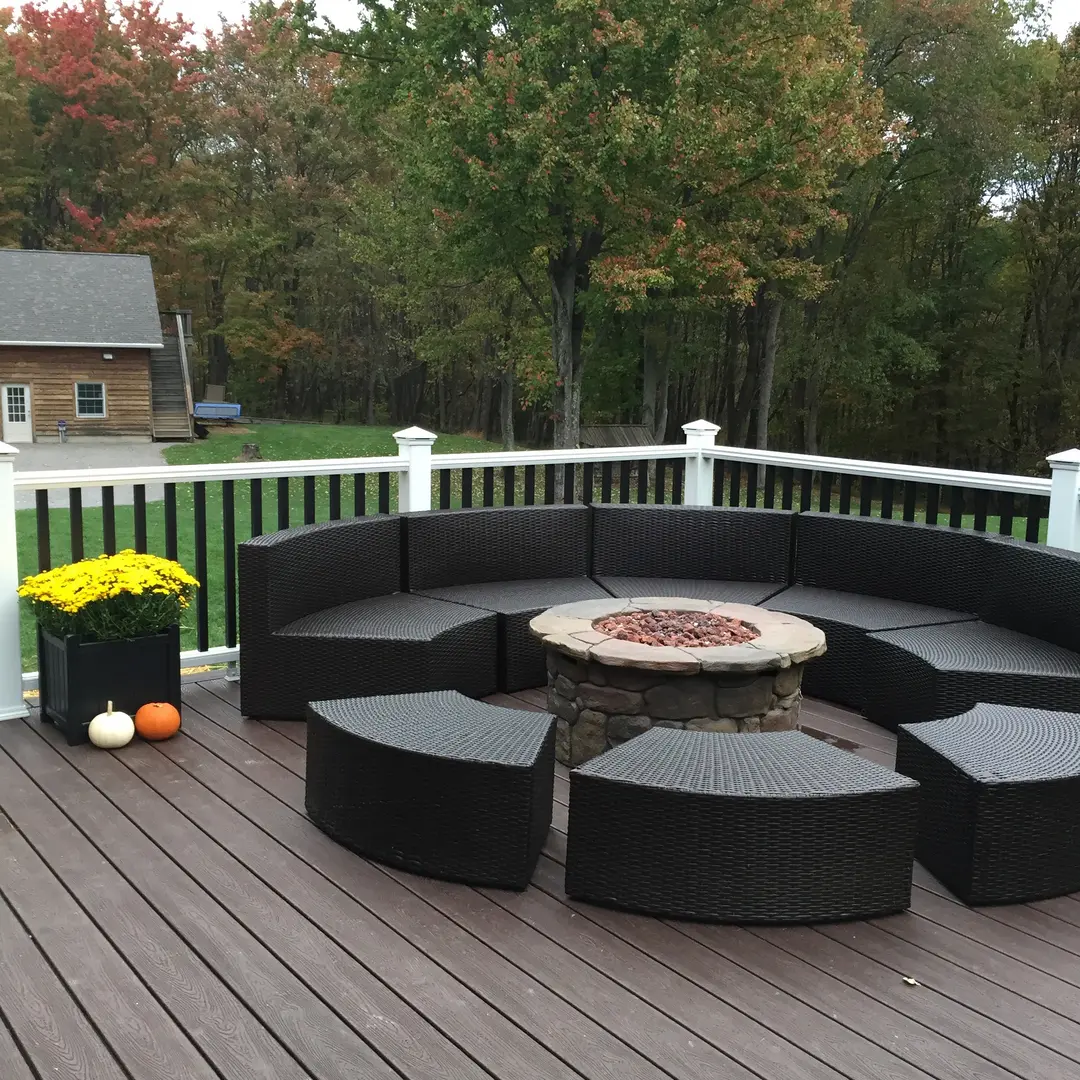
[
  {"left": 0, "top": 442, "right": 29, "bottom": 720},
  {"left": 1046, "top": 448, "right": 1080, "bottom": 550},
  {"left": 394, "top": 426, "right": 437, "bottom": 512},
  {"left": 682, "top": 420, "right": 721, "bottom": 506}
]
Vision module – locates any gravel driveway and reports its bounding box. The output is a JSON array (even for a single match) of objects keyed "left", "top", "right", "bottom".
[{"left": 11, "top": 440, "right": 170, "bottom": 510}]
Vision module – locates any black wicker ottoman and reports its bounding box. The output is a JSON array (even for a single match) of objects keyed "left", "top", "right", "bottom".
[
  {"left": 896, "top": 704, "right": 1080, "bottom": 905},
  {"left": 306, "top": 691, "right": 556, "bottom": 889},
  {"left": 566, "top": 728, "right": 919, "bottom": 922}
]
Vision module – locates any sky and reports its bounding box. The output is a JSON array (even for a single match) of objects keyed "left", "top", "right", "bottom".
[{"left": 159, "top": 0, "right": 1080, "bottom": 39}]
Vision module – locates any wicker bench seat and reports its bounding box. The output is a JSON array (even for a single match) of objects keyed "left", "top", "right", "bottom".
[
  {"left": 867, "top": 621, "right": 1080, "bottom": 729},
  {"left": 306, "top": 691, "right": 556, "bottom": 888},
  {"left": 414, "top": 576, "right": 609, "bottom": 692},
  {"left": 896, "top": 704, "right": 1080, "bottom": 904},
  {"left": 766, "top": 585, "right": 976, "bottom": 710},
  {"left": 566, "top": 728, "right": 919, "bottom": 922}
]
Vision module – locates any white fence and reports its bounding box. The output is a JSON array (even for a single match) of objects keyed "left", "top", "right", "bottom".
[{"left": 3, "top": 421, "right": 1079, "bottom": 722}]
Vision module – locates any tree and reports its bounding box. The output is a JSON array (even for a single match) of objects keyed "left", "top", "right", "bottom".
[{"left": 328, "top": 0, "right": 880, "bottom": 445}]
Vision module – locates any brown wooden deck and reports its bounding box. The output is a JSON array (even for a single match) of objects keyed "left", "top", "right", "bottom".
[{"left": 2, "top": 679, "right": 1080, "bottom": 1080}]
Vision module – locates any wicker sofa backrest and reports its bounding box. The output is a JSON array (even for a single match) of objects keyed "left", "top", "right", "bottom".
[
  {"left": 793, "top": 513, "right": 991, "bottom": 613},
  {"left": 592, "top": 504, "right": 795, "bottom": 583},
  {"left": 981, "top": 539, "right": 1080, "bottom": 651},
  {"left": 405, "top": 504, "right": 591, "bottom": 589},
  {"left": 238, "top": 515, "right": 401, "bottom": 635}
]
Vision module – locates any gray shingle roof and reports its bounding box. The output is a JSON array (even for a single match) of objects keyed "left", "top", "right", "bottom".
[{"left": 0, "top": 250, "right": 164, "bottom": 348}]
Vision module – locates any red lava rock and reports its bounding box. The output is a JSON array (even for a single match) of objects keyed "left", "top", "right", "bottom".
[{"left": 593, "top": 609, "right": 761, "bottom": 648}]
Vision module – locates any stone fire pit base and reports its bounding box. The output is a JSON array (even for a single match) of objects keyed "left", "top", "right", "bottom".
[
  {"left": 546, "top": 651, "right": 805, "bottom": 766},
  {"left": 530, "top": 598, "right": 827, "bottom": 767}
]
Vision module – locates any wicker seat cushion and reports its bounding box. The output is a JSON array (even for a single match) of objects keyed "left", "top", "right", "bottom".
[
  {"left": 870, "top": 620, "right": 1080, "bottom": 677},
  {"left": 566, "top": 728, "right": 919, "bottom": 922},
  {"left": 766, "top": 585, "right": 974, "bottom": 632},
  {"left": 415, "top": 576, "right": 609, "bottom": 615},
  {"left": 277, "top": 591, "right": 490, "bottom": 640},
  {"left": 596, "top": 577, "right": 785, "bottom": 605},
  {"left": 896, "top": 704, "right": 1080, "bottom": 903}
]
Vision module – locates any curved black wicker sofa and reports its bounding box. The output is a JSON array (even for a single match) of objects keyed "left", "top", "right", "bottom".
[{"left": 238, "top": 501, "right": 1080, "bottom": 729}]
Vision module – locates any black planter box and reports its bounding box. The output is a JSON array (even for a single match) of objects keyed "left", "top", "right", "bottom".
[{"left": 37, "top": 625, "right": 182, "bottom": 745}]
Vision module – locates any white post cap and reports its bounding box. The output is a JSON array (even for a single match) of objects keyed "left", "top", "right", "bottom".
[
  {"left": 681, "top": 419, "right": 721, "bottom": 436},
  {"left": 1046, "top": 448, "right": 1080, "bottom": 470},
  {"left": 393, "top": 426, "right": 438, "bottom": 446},
  {"left": 0, "top": 441, "right": 19, "bottom": 458}
]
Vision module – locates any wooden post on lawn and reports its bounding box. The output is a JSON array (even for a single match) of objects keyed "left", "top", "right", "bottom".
[
  {"left": 395, "top": 426, "right": 437, "bottom": 513},
  {"left": 1046, "top": 448, "right": 1080, "bottom": 551},
  {"left": 682, "top": 420, "right": 721, "bottom": 506},
  {"left": 0, "top": 442, "right": 30, "bottom": 720}
]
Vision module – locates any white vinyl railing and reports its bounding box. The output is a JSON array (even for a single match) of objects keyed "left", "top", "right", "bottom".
[{"left": 3, "top": 421, "right": 1080, "bottom": 721}]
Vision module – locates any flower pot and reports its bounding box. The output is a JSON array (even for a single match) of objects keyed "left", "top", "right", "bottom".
[{"left": 37, "top": 625, "right": 182, "bottom": 745}]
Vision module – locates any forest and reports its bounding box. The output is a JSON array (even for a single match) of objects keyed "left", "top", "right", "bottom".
[{"left": 1, "top": 0, "right": 1078, "bottom": 469}]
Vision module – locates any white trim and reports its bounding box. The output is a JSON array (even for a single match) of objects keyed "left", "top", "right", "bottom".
[
  {"left": 0, "top": 340, "right": 165, "bottom": 349},
  {"left": 702, "top": 446, "right": 1051, "bottom": 498},
  {"left": 74, "top": 380, "right": 107, "bottom": 420},
  {"left": 431, "top": 444, "right": 691, "bottom": 469},
  {"left": 14, "top": 455, "right": 407, "bottom": 489}
]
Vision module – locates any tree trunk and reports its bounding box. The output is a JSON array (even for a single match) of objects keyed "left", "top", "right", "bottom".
[
  {"left": 500, "top": 369, "right": 515, "bottom": 451},
  {"left": 754, "top": 290, "right": 782, "bottom": 451},
  {"left": 206, "top": 274, "right": 230, "bottom": 386}
]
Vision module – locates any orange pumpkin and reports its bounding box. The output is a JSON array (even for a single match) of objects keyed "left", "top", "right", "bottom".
[{"left": 134, "top": 702, "right": 181, "bottom": 741}]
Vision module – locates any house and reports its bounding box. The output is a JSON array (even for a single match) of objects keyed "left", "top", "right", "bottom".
[{"left": 0, "top": 249, "right": 193, "bottom": 442}]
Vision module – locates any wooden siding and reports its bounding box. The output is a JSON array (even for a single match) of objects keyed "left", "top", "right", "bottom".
[{"left": 0, "top": 345, "right": 152, "bottom": 437}]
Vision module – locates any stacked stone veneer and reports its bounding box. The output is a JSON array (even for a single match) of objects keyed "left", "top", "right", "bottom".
[{"left": 546, "top": 650, "right": 805, "bottom": 766}]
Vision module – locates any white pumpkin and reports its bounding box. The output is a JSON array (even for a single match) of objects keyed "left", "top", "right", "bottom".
[{"left": 88, "top": 701, "right": 134, "bottom": 749}]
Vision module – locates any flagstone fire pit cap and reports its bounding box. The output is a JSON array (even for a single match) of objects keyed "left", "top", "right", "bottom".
[{"left": 529, "top": 596, "right": 826, "bottom": 674}]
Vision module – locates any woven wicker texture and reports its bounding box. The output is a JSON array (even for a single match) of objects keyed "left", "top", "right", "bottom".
[
  {"left": 566, "top": 728, "right": 918, "bottom": 922},
  {"left": 981, "top": 538, "right": 1080, "bottom": 651},
  {"left": 306, "top": 692, "right": 555, "bottom": 888},
  {"left": 764, "top": 586, "right": 975, "bottom": 711},
  {"left": 417, "top": 576, "right": 609, "bottom": 692},
  {"left": 239, "top": 515, "right": 402, "bottom": 634},
  {"left": 896, "top": 704, "right": 1080, "bottom": 903},
  {"left": 592, "top": 504, "right": 794, "bottom": 582},
  {"left": 405, "top": 505, "right": 591, "bottom": 590},
  {"left": 793, "top": 514, "right": 991, "bottom": 613},
  {"left": 241, "top": 594, "right": 497, "bottom": 719},
  {"left": 596, "top": 577, "right": 785, "bottom": 604},
  {"left": 864, "top": 623, "right": 1080, "bottom": 730}
]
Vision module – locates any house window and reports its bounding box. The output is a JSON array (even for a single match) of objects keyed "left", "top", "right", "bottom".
[{"left": 75, "top": 381, "right": 106, "bottom": 418}]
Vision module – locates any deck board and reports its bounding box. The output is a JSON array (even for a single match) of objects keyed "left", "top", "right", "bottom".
[{"left": 2, "top": 676, "right": 1080, "bottom": 1080}]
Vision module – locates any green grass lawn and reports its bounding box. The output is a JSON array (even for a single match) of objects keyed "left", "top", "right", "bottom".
[{"left": 15, "top": 424, "right": 1047, "bottom": 671}]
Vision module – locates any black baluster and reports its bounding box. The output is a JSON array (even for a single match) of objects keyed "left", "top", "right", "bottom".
[
  {"left": 68, "top": 488, "right": 83, "bottom": 562},
  {"left": 1025, "top": 494, "right": 1044, "bottom": 543},
  {"left": 763, "top": 465, "right": 776, "bottom": 509},
  {"left": 35, "top": 490, "right": 51, "bottom": 571},
  {"left": 102, "top": 486, "right": 116, "bottom": 555},
  {"left": 636, "top": 460, "right": 649, "bottom": 503},
  {"left": 949, "top": 488, "right": 964, "bottom": 529},
  {"left": 999, "top": 492, "right": 1014, "bottom": 537},
  {"left": 744, "top": 463, "right": 757, "bottom": 508},
  {"left": 799, "top": 469, "right": 814, "bottom": 512},
  {"left": 278, "top": 477, "right": 290, "bottom": 530},
  {"left": 353, "top": 473, "right": 367, "bottom": 516},
  {"left": 248, "top": 479, "right": 262, "bottom": 538},
  {"left": 544, "top": 463, "right": 556, "bottom": 504},
  {"left": 838, "top": 474, "right": 852, "bottom": 515},
  {"left": 781, "top": 469, "right": 794, "bottom": 510},
  {"left": 880, "top": 479, "right": 894, "bottom": 520},
  {"left": 303, "top": 475, "right": 316, "bottom": 524},
  {"left": 164, "top": 483, "right": 179, "bottom": 558},
  {"left": 133, "top": 484, "right": 147, "bottom": 553},
  {"left": 818, "top": 472, "right": 832, "bottom": 513},
  {"left": 563, "top": 463, "right": 575, "bottom": 504},
  {"left": 973, "top": 489, "right": 988, "bottom": 532},
  {"left": 619, "top": 461, "right": 631, "bottom": 503},
  {"left": 601, "top": 461, "right": 613, "bottom": 503},
  {"left": 524, "top": 465, "right": 536, "bottom": 505},
  {"left": 583, "top": 462, "right": 594, "bottom": 505},
  {"left": 925, "top": 484, "right": 940, "bottom": 526},
  {"left": 654, "top": 460, "right": 667, "bottom": 504},
  {"left": 482, "top": 467, "right": 495, "bottom": 507},
  {"left": 503, "top": 465, "right": 515, "bottom": 505},
  {"left": 378, "top": 471, "right": 390, "bottom": 514},
  {"left": 461, "top": 467, "right": 473, "bottom": 508},
  {"left": 194, "top": 481, "right": 209, "bottom": 652},
  {"left": 223, "top": 479, "right": 237, "bottom": 649},
  {"left": 713, "top": 460, "right": 725, "bottom": 506},
  {"left": 902, "top": 481, "right": 917, "bottom": 522},
  {"left": 859, "top": 476, "right": 874, "bottom": 516},
  {"left": 672, "top": 459, "right": 684, "bottom": 504},
  {"left": 729, "top": 462, "right": 741, "bottom": 507},
  {"left": 329, "top": 474, "right": 342, "bottom": 520}
]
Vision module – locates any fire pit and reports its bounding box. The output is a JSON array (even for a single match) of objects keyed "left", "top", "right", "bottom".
[{"left": 529, "top": 597, "right": 826, "bottom": 766}]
